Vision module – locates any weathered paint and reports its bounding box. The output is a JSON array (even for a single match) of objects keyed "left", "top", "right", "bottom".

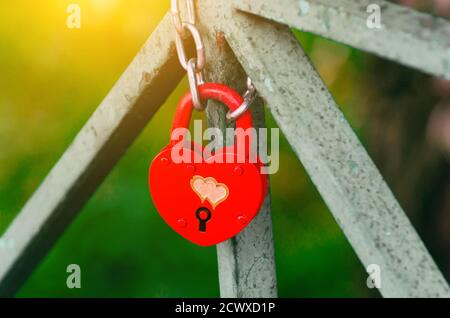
[
  {"left": 1, "top": 0, "right": 449, "bottom": 298},
  {"left": 196, "top": 4, "right": 278, "bottom": 297},
  {"left": 233, "top": 0, "right": 450, "bottom": 80},
  {"left": 200, "top": 1, "right": 450, "bottom": 297},
  {"left": 0, "top": 14, "right": 192, "bottom": 296}
]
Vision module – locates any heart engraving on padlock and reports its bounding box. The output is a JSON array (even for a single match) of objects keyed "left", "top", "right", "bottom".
[
  {"left": 149, "top": 83, "right": 268, "bottom": 246},
  {"left": 190, "top": 176, "right": 229, "bottom": 209}
]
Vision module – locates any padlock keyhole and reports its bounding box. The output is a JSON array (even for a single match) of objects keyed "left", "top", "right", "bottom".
[{"left": 196, "top": 207, "right": 212, "bottom": 232}]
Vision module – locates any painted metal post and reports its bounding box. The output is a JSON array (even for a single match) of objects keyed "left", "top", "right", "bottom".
[
  {"left": 197, "top": 2, "right": 278, "bottom": 297},
  {"left": 205, "top": 2, "right": 450, "bottom": 297},
  {"left": 0, "top": 14, "right": 191, "bottom": 297},
  {"left": 232, "top": 0, "right": 450, "bottom": 80}
]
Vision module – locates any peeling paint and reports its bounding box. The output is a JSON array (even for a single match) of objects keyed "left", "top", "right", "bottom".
[
  {"left": 264, "top": 78, "right": 275, "bottom": 93},
  {"left": 200, "top": 13, "right": 277, "bottom": 298},
  {"left": 347, "top": 159, "right": 359, "bottom": 173},
  {"left": 214, "top": 0, "right": 450, "bottom": 297},
  {"left": 298, "top": 0, "right": 310, "bottom": 15},
  {"left": 0, "top": 13, "right": 187, "bottom": 297},
  {"left": 233, "top": 0, "right": 450, "bottom": 81}
]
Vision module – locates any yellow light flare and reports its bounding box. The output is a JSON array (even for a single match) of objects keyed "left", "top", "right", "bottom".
[{"left": 90, "top": 0, "right": 121, "bottom": 16}]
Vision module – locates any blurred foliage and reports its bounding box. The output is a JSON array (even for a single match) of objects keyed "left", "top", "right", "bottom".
[{"left": 4, "top": 0, "right": 446, "bottom": 298}]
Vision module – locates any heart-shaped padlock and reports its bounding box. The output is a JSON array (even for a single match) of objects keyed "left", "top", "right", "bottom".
[{"left": 149, "top": 83, "right": 268, "bottom": 246}]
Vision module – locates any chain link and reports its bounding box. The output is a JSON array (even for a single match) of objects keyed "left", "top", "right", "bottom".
[
  {"left": 175, "top": 22, "right": 205, "bottom": 72},
  {"left": 171, "top": 0, "right": 205, "bottom": 110},
  {"left": 171, "top": 0, "right": 195, "bottom": 36},
  {"left": 170, "top": 1, "right": 256, "bottom": 116},
  {"left": 187, "top": 58, "right": 204, "bottom": 111},
  {"left": 226, "top": 78, "right": 257, "bottom": 121}
]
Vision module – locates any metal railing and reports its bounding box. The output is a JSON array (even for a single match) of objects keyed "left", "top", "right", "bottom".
[{"left": 0, "top": 0, "right": 449, "bottom": 297}]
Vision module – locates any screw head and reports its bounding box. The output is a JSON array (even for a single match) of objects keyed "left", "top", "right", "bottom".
[
  {"left": 237, "top": 214, "right": 248, "bottom": 225},
  {"left": 187, "top": 165, "right": 196, "bottom": 174},
  {"left": 160, "top": 157, "right": 169, "bottom": 165},
  {"left": 234, "top": 166, "right": 244, "bottom": 176},
  {"left": 177, "top": 218, "right": 187, "bottom": 228}
]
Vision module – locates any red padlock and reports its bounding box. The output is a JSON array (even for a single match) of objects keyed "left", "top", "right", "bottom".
[{"left": 149, "top": 83, "right": 268, "bottom": 246}]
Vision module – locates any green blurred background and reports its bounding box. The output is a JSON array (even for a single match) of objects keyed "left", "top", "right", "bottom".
[{"left": 1, "top": 0, "right": 449, "bottom": 297}]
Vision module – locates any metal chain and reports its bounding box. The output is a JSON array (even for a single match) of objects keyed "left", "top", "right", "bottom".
[
  {"left": 171, "top": 0, "right": 195, "bottom": 37},
  {"left": 174, "top": 22, "right": 205, "bottom": 72},
  {"left": 171, "top": 0, "right": 257, "bottom": 117},
  {"left": 172, "top": 0, "right": 205, "bottom": 110},
  {"left": 186, "top": 58, "right": 204, "bottom": 112}
]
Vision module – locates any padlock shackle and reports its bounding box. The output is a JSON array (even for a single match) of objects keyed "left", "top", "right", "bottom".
[{"left": 171, "top": 83, "right": 253, "bottom": 135}]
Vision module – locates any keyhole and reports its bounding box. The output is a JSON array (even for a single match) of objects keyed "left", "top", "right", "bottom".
[{"left": 196, "top": 207, "right": 211, "bottom": 232}]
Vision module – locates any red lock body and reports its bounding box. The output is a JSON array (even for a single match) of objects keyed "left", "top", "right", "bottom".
[{"left": 149, "top": 83, "right": 268, "bottom": 246}]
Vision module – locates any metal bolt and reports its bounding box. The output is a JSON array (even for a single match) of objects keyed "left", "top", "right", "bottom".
[
  {"left": 160, "top": 157, "right": 169, "bottom": 165},
  {"left": 177, "top": 218, "right": 187, "bottom": 228},
  {"left": 237, "top": 214, "right": 248, "bottom": 225},
  {"left": 234, "top": 166, "right": 244, "bottom": 176},
  {"left": 187, "top": 165, "right": 196, "bottom": 174}
]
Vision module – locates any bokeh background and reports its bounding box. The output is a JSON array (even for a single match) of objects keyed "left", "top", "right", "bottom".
[{"left": 0, "top": 0, "right": 449, "bottom": 297}]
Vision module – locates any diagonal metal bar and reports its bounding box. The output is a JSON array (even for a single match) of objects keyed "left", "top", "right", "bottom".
[
  {"left": 232, "top": 0, "right": 450, "bottom": 81},
  {"left": 196, "top": 2, "right": 277, "bottom": 297},
  {"left": 0, "top": 14, "right": 192, "bottom": 297},
  {"left": 201, "top": 1, "right": 450, "bottom": 297}
]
